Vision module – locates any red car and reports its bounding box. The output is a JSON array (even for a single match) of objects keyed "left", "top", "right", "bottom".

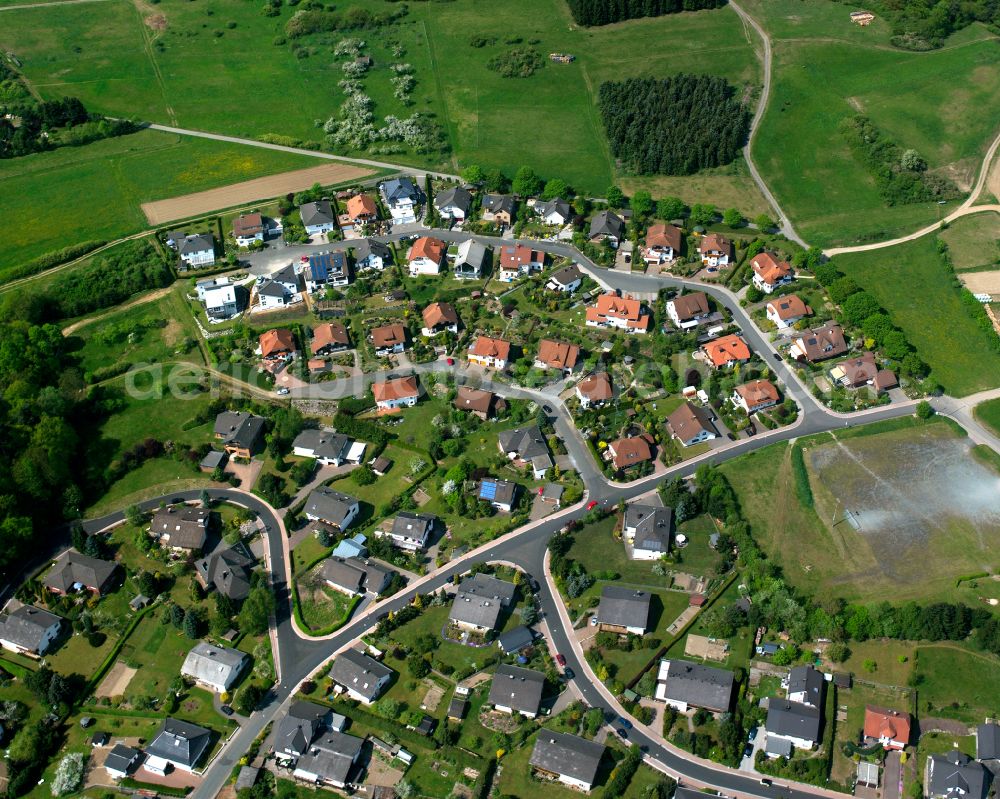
[
  {"left": 555, "top": 654, "right": 566, "bottom": 667},
  {"left": 586, "top": 500, "right": 599, "bottom": 510},
  {"left": 446, "top": 357, "right": 454, "bottom": 365}
]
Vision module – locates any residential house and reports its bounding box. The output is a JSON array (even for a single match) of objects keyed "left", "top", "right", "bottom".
[
  {"left": 829, "top": 351, "right": 897, "bottom": 391},
  {"left": 256, "top": 279, "right": 296, "bottom": 310},
  {"left": 488, "top": 665, "right": 545, "bottom": 718},
  {"left": 788, "top": 665, "right": 824, "bottom": 707},
  {"left": 214, "top": 410, "right": 266, "bottom": 457},
  {"left": 534, "top": 339, "right": 580, "bottom": 374},
  {"left": 329, "top": 648, "right": 394, "bottom": 703},
  {"left": 375, "top": 511, "right": 435, "bottom": 551},
  {"left": 103, "top": 745, "right": 141, "bottom": 780},
  {"left": 319, "top": 557, "right": 391, "bottom": 596},
  {"left": 379, "top": 177, "right": 423, "bottom": 224},
  {"left": 606, "top": 435, "right": 654, "bottom": 471},
  {"left": 259, "top": 328, "right": 298, "bottom": 361},
  {"left": 407, "top": 236, "right": 447, "bottom": 276},
  {"left": 177, "top": 233, "right": 216, "bottom": 268},
  {"left": 0, "top": 605, "right": 62, "bottom": 656},
  {"left": 330, "top": 534, "right": 368, "bottom": 560},
  {"left": 311, "top": 322, "right": 350, "bottom": 355},
  {"left": 233, "top": 212, "right": 264, "bottom": 247},
  {"left": 454, "top": 386, "right": 503, "bottom": 420},
  {"left": 468, "top": 335, "right": 511, "bottom": 369},
  {"left": 751, "top": 252, "right": 794, "bottom": 294},
  {"left": 655, "top": 660, "right": 735, "bottom": 713},
  {"left": 144, "top": 719, "right": 212, "bottom": 775},
  {"left": 434, "top": 186, "right": 472, "bottom": 221},
  {"left": 534, "top": 198, "right": 572, "bottom": 226},
  {"left": 353, "top": 239, "right": 392, "bottom": 272},
  {"left": 575, "top": 372, "right": 613, "bottom": 409},
  {"left": 766, "top": 699, "right": 822, "bottom": 751},
  {"left": 546, "top": 264, "right": 584, "bottom": 293},
  {"left": 343, "top": 194, "right": 378, "bottom": 229},
  {"left": 589, "top": 210, "right": 625, "bottom": 248},
  {"left": 732, "top": 380, "right": 780, "bottom": 414},
  {"left": 597, "top": 585, "right": 650, "bottom": 634},
  {"left": 449, "top": 573, "right": 516, "bottom": 632},
  {"left": 481, "top": 194, "right": 515, "bottom": 227},
  {"left": 303, "top": 252, "right": 349, "bottom": 292},
  {"left": 697, "top": 233, "right": 733, "bottom": 268},
  {"left": 293, "top": 730, "right": 364, "bottom": 789},
  {"left": 44, "top": 550, "right": 119, "bottom": 596},
  {"left": 927, "top": 752, "right": 990, "bottom": 799},
  {"left": 304, "top": 487, "right": 360, "bottom": 531},
  {"left": 447, "top": 697, "right": 469, "bottom": 721},
  {"left": 498, "top": 243, "right": 545, "bottom": 282},
  {"left": 585, "top": 292, "right": 650, "bottom": 333},
  {"left": 453, "top": 239, "right": 490, "bottom": 279},
  {"left": 274, "top": 701, "right": 345, "bottom": 765},
  {"left": 766, "top": 295, "right": 812, "bottom": 329},
  {"left": 195, "top": 544, "right": 254, "bottom": 601},
  {"left": 643, "top": 223, "right": 683, "bottom": 265},
  {"left": 498, "top": 425, "right": 553, "bottom": 479},
  {"left": 369, "top": 323, "right": 407, "bottom": 356},
  {"left": 372, "top": 375, "right": 420, "bottom": 411},
  {"left": 864, "top": 706, "right": 912, "bottom": 751},
  {"left": 529, "top": 731, "right": 605, "bottom": 793},
  {"left": 977, "top": 723, "right": 1000, "bottom": 763},
  {"left": 300, "top": 200, "right": 336, "bottom": 236},
  {"left": 202, "top": 280, "right": 242, "bottom": 321},
  {"left": 421, "top": 302, "right": 460, "bottom": 336},
  {"left": 478, "top": 478, "right": 518, "bottom": 512},
  {"left": 497, "top": 625, "right": 535, "bottom": 655},
  {"left": 666, "top": 292, "right": 711, "bottom": 330},
  {"left": 790, "top": 321, "right": 848, "bottom": 363},
  {"left": 622, "top": 504, "right": 674, "bottom": 560},
  {"left": 292, "top": 429, "right": 365, "bottom": 466},
  {"left": 150, "top": 506, "right": 209, "bottom": 552},
  {"left": 702, "top": 334, "right": 752, "bottom": 369},
  {"left": 181, "top": 642, "right": 248, "bottom": 693}
]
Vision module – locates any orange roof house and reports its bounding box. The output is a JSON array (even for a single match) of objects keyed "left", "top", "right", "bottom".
[
  {"left": 346, "top": 194, "right": 378, "bottom": 222},
  {"left": 606, "top": 435, "right": 654, "bottom": 471},
  {"left": 698, "top": 233, "right": 733, "bottom": 266},
  {"left": 468, "top": 335, "right": 511, "bottom": 368},
  {"left": 751, "top": 252, "right": 793, "bottom": 292},
  {"left": 643, "top": 223, "right": 683, "bottom": 263},
  {"left": 369, "top": 323, "right": 407, "bottom": 353},
  {"left": 311, "top": 322, "right": 350, "bottom": 354},
  {"left": 372, "top": 375, "right": 420, "bottom": 409},
  {"left": 407, "top": 237, "right": 446, "bottom": 264},
  {"left": 534, "top": 339, "right": 580, "bottom": 373},
  {"left": 863, "top": 706, "right": 911, "bottom": 750},
  {"left": 766, "top": 295, "right": 812, "bottom": 327},
  {"left": 733, "top": 380, "right": 780, "bottom": 413},
  {"left": 421, "top": 302, "right": 460, "bottom": 334},
  {"left": 259, "top": 328, "right": 296, "bottom": 359},
  {"left": 585, "top": 292, "right": 650, "bottom": 333},
  {"left": 575, "top": 372, "right": 613, "bottom": 407},
  {"left": 702, "top": 334, "right": 751, "bottom": 368}
]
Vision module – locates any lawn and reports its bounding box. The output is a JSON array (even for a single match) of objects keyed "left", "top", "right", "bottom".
[
  {"left": 326, "top": 444, "right": 421, "bottom": 514},
  {"left": 0, "top": 128, "right": 326, "bottom": 275},
  {"left": 839, "top": 640, "right": 917, "bottom": 687},
  {"left": 295, "top": 569, "right": 359, "bottom": 631},
  {"left": 974, "top": 397, "right": 1000, "bottom": 437},
  {"left": 939, "top": 212, "right": 1000, "bottom": 270},
  {"left": 832, "top": 235, "right": 1000, "bottom": 396},
  {"left": 914, "top": 643, "right": 1000, "bottom": 722}
]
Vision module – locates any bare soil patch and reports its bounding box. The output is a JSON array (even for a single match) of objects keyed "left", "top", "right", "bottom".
[
  {"left": 95, "top": 661, "right": 137, "bottom": 698},
  {"left": 959, "top": 270, "right": 1000, "bottom": 296},
  {"left": 144, "top": 13, "right": 166, "bottom": 31},
  {"left": 141, "top": 162, "right": 373, "bottom": 225}
]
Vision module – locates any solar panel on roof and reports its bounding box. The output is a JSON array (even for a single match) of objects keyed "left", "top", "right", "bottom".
[{"left": 479, "top": 481, "right": 497, "bottom": 500}]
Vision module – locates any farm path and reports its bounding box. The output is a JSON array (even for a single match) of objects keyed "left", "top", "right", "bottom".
[
  {"left": 0, "top": 0, "right": 111, "bottom": 10},
  {"left": 61, "top": 285, "right": 173, "bottom": 336}
]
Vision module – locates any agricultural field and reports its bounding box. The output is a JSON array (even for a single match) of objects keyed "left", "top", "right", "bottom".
[
  {"left": 721, "top": 419, "right": 1000, "bottom": 604},
  {"left": 833, "top": 235, "right": 1000, "bottom": 396},
  {"left": 939, "top": 212, "right": 1000, "bottom": 271},
  {"left": 746, "top": 0, "right": 1000, "bottom": 246},
  {"left": 0, "top": 129, "right": 325, "bottom": 275}
]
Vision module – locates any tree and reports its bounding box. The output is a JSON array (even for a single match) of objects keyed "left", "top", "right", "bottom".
[
  {"left": 722, "top": 207, "right": 743, "bottom": 227},
  {"left": 236, "top": 683, "right": 267, "bottom": 715},
  {"left": 689, "top": 203, "right": 716, "bottom": 227},
  {"left": 351, "top": 465, "right": 376, "bottom": 485},
  {"left": 51, "top": 752, "right": 86, "bottom": 797},
  {"left": 183, "top": 608, "right": 205, "bottom": 639},
  {"left": 842, "top": 292, "right": 881, "bottom": 326},
  {"left": 828, "top": 276, "right": 860, "bottom": 304},
  {"left": 606, "top": 185, "right": 625, "bottom": 207},
  {"left": 916, "top": 400, "right": 935, "bottom": 419},
  {"left": 862, "top": 312, "right": 894, "bottom": 343},
  {"left": 541, "top": 178, "right": 570, "bottom": 201},
  {"left": 238, "top": 584, "right": 275, "bottom": 635},
  {"left": 125, "top": 504, "right": 145, "bottom": 527},
  {"left": 200, "top": 489, "right": 211, "bottom": 508},
  {"left": 170, "top": 603, "right": 186, "bottom": 630},
  {"left": 631, "top": 190, "right": 653, "bottom": 219},
  {"left": 461, "top": 164, "right": 485, "bottom": 184},
  {"left": 408, "top": 653, "right": 431, "bottom": 678},
  {"left": 881, "top": 330, "right": 910, "bottom": 359},
  {"left": 754, "top": 213, "right": 774, "bottom": 230},
  {"left": 826, "top": 642, "right": 851, "bottom": 662},
  {"left": 745, "top": 286, "right": 764, "bottom": 304},
  {"left": 657, "top": 196, "right": 685, "bottom": 220},
  {"left": 512, "top": 166, "right": 542, "bottom": 197},
  {"left": 484, "top": 167, "right": 507, "bottom": 192}
]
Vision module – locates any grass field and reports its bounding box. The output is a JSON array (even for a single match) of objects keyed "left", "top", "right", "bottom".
[
  {"left": 744, "top": 0, "right": 1000, "bottom": 246},
  {"left": 939, "top": 212, "right": 1000, "bottom": 270},
  {"left": 915, "top": 643, "right": 1000, "bottom": 721},
  {"left": 833, "top": 234, "right": 1000, "bottom": 396},
  {"left": 974, "top": 398, "right": 1000, "bottom": 437},
  {"left": 0, "top": 128, "right": 324, "bottom": 274}
]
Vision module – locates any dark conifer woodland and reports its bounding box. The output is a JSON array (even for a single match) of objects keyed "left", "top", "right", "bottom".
[
  {"left": 598, "top": 74, "right": 750, "bottom": 175},
  {"left": 565, "top": 0, "right": 725, "bottom": 26}
]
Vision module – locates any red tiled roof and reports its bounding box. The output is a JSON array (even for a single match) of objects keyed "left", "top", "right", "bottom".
[
  {"left": 645, "top": 223, "right": 682, "bottom": 251},
  {"left": 752, "top": 252, "right": 793, "bottom": 285},
  {"left": 767, "top": 295, "right": 811, "bottom": 321},
  {"left": 735, "top": 380, "right": 780, "bottom": 410},
  {"left": 233, "top": 213, "right": 263, "bottom": 237},
  {"left": 577, "top": 372, "right": 613, "bottom": 402},
  {"left": 259, "top": 328, "right": 296, "bottom": 358},
  {"left": 702, "top": 334, "right": 751, "bottom": 367},
  {"left": 535, "top": 339, "right": 580, "bottom": 370},
  {"left": 369, "top": 324, "right": 406, "bottom": 349},
  {"left": 311, "top": 322, "right": 349, "bottom": 354},
  {"left": 422, "top": 302, "right": 459, "bottom": 330},
  {"left": 499, "top": 243, "right": 543, "bottom": 271},
  {"left": 863, "top": 706, "right": 911, "bottom": 747},
  {"left": 372, "top": 375, "right": 419, "bottom": 403},
  {"left": 587, "top": 292, "right": 650, "bottom": 331},
  {"left": 469, "top": 335, "right": 511, "bottom": 361},
  {"left": 408, "top": 237, "right": 446, "bottom": 263},
  {"left": 346, "top": 194, "right": 377, "bottom": 220},
  {"left": 608, "top": 436, "right": 653, "bottom": 470},
  {"left": 699, "top": 233, "right": 732, "bottom": 256}
]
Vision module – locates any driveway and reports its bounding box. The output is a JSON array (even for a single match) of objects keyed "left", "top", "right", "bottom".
[
  {"left": 740, "top": 726, "right": 764, "bottom": 772},
  {"left": 883, "top": 750, "right": 903, "bottom": 799}
]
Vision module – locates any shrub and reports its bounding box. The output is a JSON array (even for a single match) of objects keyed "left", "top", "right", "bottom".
[{"left": 487, "top": 48, "right": 544, "bottom": 78}]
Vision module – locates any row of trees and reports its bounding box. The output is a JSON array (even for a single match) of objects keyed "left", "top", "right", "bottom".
[
  {"left": 565, "top": 0, "right": 724, "bottom": 26},
  {"left": 864, "top": 0, "right": 1000, "bottom": 49},
  {"left": 599, "top": 74, "right": 750, "bottom": 175}
]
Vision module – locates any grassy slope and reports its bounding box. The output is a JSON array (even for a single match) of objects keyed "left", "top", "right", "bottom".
[
  {"left": 743, "top": 0, "right": 1000, "bottom": 247},
  {"left": 0, "top": 129, "right": 322, "bottom": 274},
  {"left": 939, "top": 212, "right": 1000, "bottom": 270},
  {"left": 974, "top": 398, "right": 1000, "bottom": 437},
  {"left": 832, "top": 235, "right": 1000, "bottom": 396}
]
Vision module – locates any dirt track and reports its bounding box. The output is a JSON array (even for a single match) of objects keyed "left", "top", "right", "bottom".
[{"left": 141, "top": 162, "right": 374, "bottom": 225}]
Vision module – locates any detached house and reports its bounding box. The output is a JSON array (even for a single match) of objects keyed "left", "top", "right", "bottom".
[
  {"left": 498, "top": 243, "right": 544, "bottom": 282},
  {"left": 643, "top": 223, "right": 683, "bottom": 265},
  {"left": 311, "top": 322, "right": 350, "bottom": 355},
  {"left": 379, "top": 177, "right": 423, "bottom": 224},
  {"left": 343, "top": 194, "right": 378, "bottom": 230},
  {"left": 589, "top": 210, "right": 625, "bottom": 248},
  {"left": 927, "top": 752, "right": 990, "bottom": 799},
  {"left": 319, "top": 556, "right": 391, "bottom": 597},
  {"left": 546, "top": 264, "right": 583, "bottom": 293},
  {"left": 407, "top": 236, "right": 447, "bottom": 276},
  {"left": 300, "top": 200, "right": 336, "bottom": 237},
  {"left": 214, "top": 410, "right": 266, "bottom": 457},
  {"left": 177, "top": 233, "right": 216, "bottom": 268},
  {"left": 195, "top": 544, "right": 254, "bottom": 601},
  {"left": 701, "top": 334, "right": 751, "bottom": 369},
  {"left": 597, "top": 585, "right": 651, "bottom": 635},
  {"left": 529, "top": 732, "right": 605, "bottom": 793},
  {"left": 369, "top": 323, "right": 407, "bottom": 356},
  {"left": 623, "top": 504, "right": 674, "bottom": 560},
  {"left": 329, "top": 649, "right": 393, "bottom": 704},
  {"left": 304, "top": 487, "right": 360, "bottom": 531},
  {"left": 256, "top": 279, "right": 296, "bottom": 310},
  {"left": 585, "top": 292, "right": 650, "bottom": 333},
  {"left": 202, "top": 280, "right": 242, "bottom": 321},
  {"left": 656, "top": 660, "right": 734, "bottom": 713},
  {"left": 233, "top": 212, "right": 264, "bottom": 247},
  {"left": 766, "top": 699, "right": 822, "bottom": 751},
  {"left": 454, "top": 386, "right": 503, "bottom": 420},
  {"left": 481, "top": 193, "right": 515, "bottom": 227},
  {"left": 453, "top": 239, "right": 490, "bottom": 279},
  {"left": 666, "top": 292, "right": 711, "bottom": 330},
  {"left": 534, "top": 339, "right": 580, "bottom": 375},
  {"left": 145, "top": 719, "right": 212, "bottom": 775},
  {"left": 575, "top": 372, "right": 613, "bottom": 409},
  {"left": 697, "top": 233, "right": 733, "bottom": 268},
  {"left": 151, "top": 505, "right": 209, "bottom": 552},
  {"left": 478, "top": 478, "right": 518, "bottom": 512},
  {"left": 292, "top": 429, "right": 365, "bottom": 466},
  {"left": 44, "top": 550, "right": 119, "bottom": 596},
  {"left": 449, "top": 573, "right": 516, "bottom": 632},
  {"left": 293, "top": 730, "right": 364, "bottom": 789},
  {"left": 606, "top": 435, "right": 654, "bottom": 471},
  {"left": 766, "top": 295, "right": 812, "bottom": 329},
  {"left": 259, "top": 328, "right": 298, "bottom": 362},
  {"left": 498, "top": 425, "right": 552, "bottom": 479},
  {"left": 751, "top": 252, "right": 794, "bottom": 293},
  {"left": 0, "top": 605, "right": 62, "bottom": 656},
  {"left": 831, "top": 353, "right": 898, "bottom": 392},
  {"left": 421, "top": 302, "right": 460, "bottom": 337},
  {"left": 434, "top": 186, "right": 472, "bottom": 221},
  {"left": 667, "top": 401, "right": 718, "bottom": 447},
  {"left": 303, "top": 251, "right": 349, "bottom": 292},
  {"left": 488, "top": 665, "right": 545, "bottom": 718},
  {"left": 864, "top": 706, "right": 912, "bottom": 751},
  {"left": 468, "top": 335, "right": 511, "bottom": 369},
  {"left": 372, "top": 375, "right": 420, "bottom": 411},
  {"left": 375, "top": 511, "right": 435, "bottom": 551},
  {"left": 181, "top": 642, "right": 248, "bottom": 693},
  {"left": 733, "top": 380, "right": 780, "bottom": 414},
  {"left": 353, "top": 239, "right": 392, "bottom": 272},
  {"left": 274, "top": 701, "right": 345, "bottom": 766},
  {"left": 790, "top": 321, "right": 848, "bottom": 363},
  {"left": 535, "top": 198, "right": 571, "bottom": 226}
]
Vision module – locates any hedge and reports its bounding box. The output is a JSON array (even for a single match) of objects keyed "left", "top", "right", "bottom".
[
  {"left": 790, "top": 443, "right": 814, "bottom": 510},
  {"left": 85, "top": 604, "right": 156, "bottom": 695},
  {"left": 1, "top": 240, "right": 106, "bottom": 284}
]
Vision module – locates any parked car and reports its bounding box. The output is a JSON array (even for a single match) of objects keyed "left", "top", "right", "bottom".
[
  {"left": 590, "top": 616, "right": 598, "bottom": 626},
  {"left": 617, "top": 717, "right": 633, "bottom": 729},
  {"left": 555, "top": 654, "right": 566, "bottom": 667},
  {"left": 616, "top": 728, "right": 628, "bottom": 739},
  {"left": 760, "top": 779, "right": 772, "bottom": 787},
  {"left": 743, "top": 744, "right": 754, "bottom": 759},
  {"left": 446, "top": 357, "right": 455, "bottom": 365},
  {"left": 220, "top": 705, "right": 234, "bottom": 717},
  {"left": 276, "top": 387, "right": 290, "bottom": 395},
  {"left": 562, "top": 667, "right": 574, "bottom": 680},
  {"left": 586, "top": 500, "right": 599, "bottom": 510}
]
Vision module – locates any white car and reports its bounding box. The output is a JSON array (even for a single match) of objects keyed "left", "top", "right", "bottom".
[{"left": 276, "top": 387, "right": 290, "bottom": 396}]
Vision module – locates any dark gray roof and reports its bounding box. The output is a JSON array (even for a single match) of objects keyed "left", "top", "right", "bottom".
[
  {"left": 181, "top": 642, "right": 248, "bottom": 688},
  {"left": 766, "top": 699, "right": 822, "bottom": 744},
  {"left": 257, "top": 280, "right": 289, "bottom": 299},
  {"left": 276, "top": 700, "right": 331, "bottom": 757},
  {"left": 305, "top": 487, "right": 358, "bottom": 528},
  {"left": 978, "top": 723, "right": 1000, "bottom": 761},
  {"left": 449, "top": 590, "right": 503, "bottom": 630},
  {"left": 293, "top": 429, "right": 351, "bottom": 462},
  {"left": 764, "top": 736, "right": 793, "bottom": 758},
  {"left": 448, "top": 697, "right": 468, "bottom": 719},
  {"left": 389, "top": 511, "right": 435, "bottom": 541},
  {"left": 179, "top": 233, "right": 214, "bottom": 255},
  {"left": 498, "top": 426, "right": 550, "bottom": 460},
  {"left": 455, "top": 240, "right": 489, "bottom": 270},
  {"left": 234, "top": 766, "right": 259, "bottom": 791},
  {"left": 625, "top": 504, "right": 674, "bottom": 554},
  {"left": 300, "top": 200, "right": 334, "bottom": 227},
  {"left": 320, "top": 556, "right": 390, "bottom": 595},
  {"left": 536, "top": 198, "right": 571, "bottom": 221},
  {"left": 529, "top": 731, "right": 605, "bottom": 786},
  {"left": 482, "top": 194, "right": 515, "bottom": 214},
  {"left": 200, "top": 450, "right": 227, "bottom": 470},
  {"left": 272, "top": 262, "right": 301, "bottom": 287},
  {"left": 0, "top": 605, "right": 61, "bottom": 651},
  {"left": 381, "top": 177, "right": 422, "bottom": 204},
  {"left": 497, "top": 625, "right": 534, "bottom": 654},
  {"left": 660, "top": 660, "right": 734, "bottom": 712},
  {"left": 488, "top": 664, "right": 545, "bottom": 715},
  {"left": 435, "top": 186, "right": 472, "bottom": 214},
  {"left": 590, "top": 210, "right": 625, "bottom": 240},
  {"left": 461, "top": 573, "right": 517, "bottom": 604},
  {"left": 146, "top": 718, "right": 212, "bottom": 769},
  {"left": 598, "top": 585, "right": 650, "bottom": 630},
  {"left": 329, "top": 649, "right": 393, "bottom": 702},
  {"left": 150, "top": 505, "right": 209, "bottom": 550},
  {"left": 788, "top": 665, "right": 824, "bottom": 708},
  {"left": 479, "top": 478, "right": 517, "bottom": 507},
  {"left": 214, "top": 411, "right": 266, "bottom": 450},
  {"left": 195, "top": 543, "right": 254, "bottom": 601},
  {"left": 293, "top": 730, "right": 363, "bottom": 785},
  {"left": 549, "top": 264, "right": 583, "bottom": 287},
  {"left": 353, "top": 238, "right": 392, "bottom": 261},
  {"left": 45, "top": 550, "right": 118, "bottom": 593},
  {"left": 929, "top": 752, "right": 990, "bottom": 799},
  {"left": 104, "top": 744, "right": 141, "bottom": 774}
]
